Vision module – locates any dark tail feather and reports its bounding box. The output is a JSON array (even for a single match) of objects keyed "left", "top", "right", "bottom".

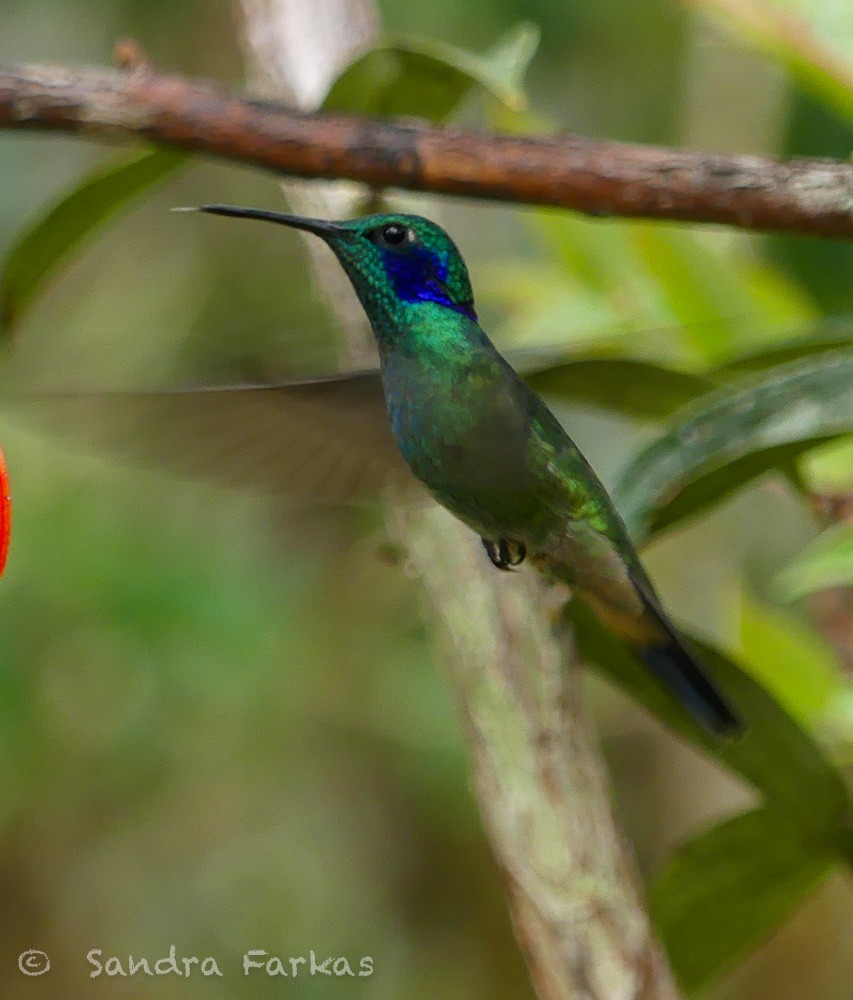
[
  {"left": 627, "top": 570, "right": 742, "bottom": 737},
  {"left": 637, "top": 638, "right": 742, "bottom": 736},
  {"left": 580, "top": 571, "right": 742, "bottom": 736}
]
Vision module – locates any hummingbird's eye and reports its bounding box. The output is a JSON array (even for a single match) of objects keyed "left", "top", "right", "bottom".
[{"left": 374, "top": 223, "right": 412, "bottom": 247}]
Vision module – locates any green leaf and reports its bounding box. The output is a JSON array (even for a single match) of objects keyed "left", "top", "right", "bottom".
[
  {"left": 629, "top": 224, "right": 770, "bottom": 362},
  {"left": 777, "top": 523, "right": 853, "bottom": 599},
  {"left": 322, "top": 23, "right": 540, "bottom": 120},
  {"left": 716, "top": 314, "right": 853, "bottom": 376},
  {"left": 475, "top": 21, "right": 542, "bottom": 100},
  {"left": 525, "top": 358, "right": 714, "bottom": 418},
  {"left": 1, "top": 149, "right": 187, "bottom": 335},
  {"left": 616, "top": 351, "right": 853, "bottom": 543},
  {"left": 530, "top": 211, "right": 677, "bottom": 333},
  {"left": 572, "top": 603, "right": 853, "bottom": 848},
  {"left": 526, "top": 213, "right": 814, "bottom": 363},
  {"left": 509, "top": 316, "right": 853, "bottom": 421},
  {"left": 800, "top": 435, "right": 853, "bottom": 493},
  {"left": 650, "top": 807, "right": 835, "bottom": 991},
  {"left": 738, "top": 593, "right": 842, "bottom": 724},
  {"left": 684, "top": 0, "right": 853, "bottom": 125}
]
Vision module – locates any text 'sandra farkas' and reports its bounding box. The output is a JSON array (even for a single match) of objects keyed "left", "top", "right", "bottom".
[{"left": 55, "top": 945, "right": 374, "bottom": 979}]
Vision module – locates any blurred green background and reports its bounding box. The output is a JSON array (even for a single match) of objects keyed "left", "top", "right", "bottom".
[{"left": 0, "top": 0, "right": 852, "bottom": 997}]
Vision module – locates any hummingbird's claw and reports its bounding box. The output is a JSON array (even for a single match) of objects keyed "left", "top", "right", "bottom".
[{"left": 482, "top": 538, "right": 527, "bottom": 571}]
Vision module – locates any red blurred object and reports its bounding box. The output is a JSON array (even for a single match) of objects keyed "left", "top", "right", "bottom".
[{"left": 0, "top": 443, "right": 9, "bottom": 575}]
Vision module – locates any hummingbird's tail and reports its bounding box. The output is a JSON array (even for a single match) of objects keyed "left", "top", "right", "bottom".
[
  {"left": 634, "top": 635, "right": 741, "bottom": 737},
  {"left": 582, "top": 576, "right": 742, "bottom": 737}
]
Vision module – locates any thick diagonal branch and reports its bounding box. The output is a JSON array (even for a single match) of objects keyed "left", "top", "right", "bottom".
[
  {"left": 1, "top": 61, "right": 851, "bottom": 238},
  {"left": 395, "top": 506, "right": 681, "bottom": 1000}
]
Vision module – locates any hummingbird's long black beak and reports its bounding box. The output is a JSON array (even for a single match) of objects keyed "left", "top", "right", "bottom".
[{"left": 187, "top": 204, "right": 347, "bottom": 240}]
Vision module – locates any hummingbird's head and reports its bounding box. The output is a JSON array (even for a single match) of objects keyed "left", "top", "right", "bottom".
[{"left": 192, "top": 205, "right": 478, "bottom": 337}]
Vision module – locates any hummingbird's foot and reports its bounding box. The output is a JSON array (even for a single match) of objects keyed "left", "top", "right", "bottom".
[{"left": 482, "top": 537, "right": 527, "bottom": 571}]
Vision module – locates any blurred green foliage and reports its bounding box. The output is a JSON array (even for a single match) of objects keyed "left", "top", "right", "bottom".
[
  {"left": 323, "top": 23, "right": 540, "bottom": 117},
  {"left": 777, "top": 524, "right": 853, "bottom": 599},
  {"left": 1, "top": 0, "right": 852, "bottom": 998}
]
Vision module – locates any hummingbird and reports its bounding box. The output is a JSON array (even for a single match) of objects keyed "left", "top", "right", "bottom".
[
  {"left": 186, "top": 204, "right": 741, "bottom": 736},
  {"left": 37, "top": 204, "right": 741, "bottom": 736}
]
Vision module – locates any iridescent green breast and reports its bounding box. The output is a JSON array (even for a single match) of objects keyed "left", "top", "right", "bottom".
[{"left": 380, "top": 336, "right": 572, "bottom": 543}]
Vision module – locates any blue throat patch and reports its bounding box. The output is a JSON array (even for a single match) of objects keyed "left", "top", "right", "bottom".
[{"left": 380, "top": 245, "right": 477, "bottom": 321}]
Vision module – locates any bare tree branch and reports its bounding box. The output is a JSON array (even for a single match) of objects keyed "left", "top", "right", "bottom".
[
  {"left": 1, "top": 61, "right": 851, "bottom": 238},
  {"left": 235, "top": 0, "right": 380, "bottom": 368},
  {"left": 395, "top": 506, "right": 682, "bottom": 1000}
]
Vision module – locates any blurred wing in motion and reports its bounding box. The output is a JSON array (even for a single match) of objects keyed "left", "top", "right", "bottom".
[{"left": 11, "top": 371, "right": 424, "bottom": 506}]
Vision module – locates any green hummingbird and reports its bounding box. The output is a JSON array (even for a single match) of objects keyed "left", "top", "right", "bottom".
[
  {"left": 39, "top": 204, "right": 740, "bottom": 736},
  {"left": 187, "top": 204, "right": 740, "bottom": 736}
]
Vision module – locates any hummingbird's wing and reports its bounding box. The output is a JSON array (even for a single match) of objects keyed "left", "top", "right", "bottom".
[{"left": 12, "top": 372, "right": 424, "bottom": 505}]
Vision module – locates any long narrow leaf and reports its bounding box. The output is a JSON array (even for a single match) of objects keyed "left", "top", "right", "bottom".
[
  {"left": 525, "top": 357, "right": 714, "bottom": 418},
  {"left": 682, "top": 0, "right": 853, "bottom": 125},
  {"left": 1, "top": 149, "right": 187, "bottom": 335},
  {"left": 715, "top": 315, "right": 853, "bottom": 376},
  {"left": 571, "top": 602, "right": 853, "bottom": 850},
  {"left": 323, "top": 23, "right": 540, "bottom": 120},
  {"left": 650, "top": 806, "right": 835, "bottom": 991},
  {"left": 616, "top": 351, "right": 853, "bottom": 542},
  {"left": 777, "top": 523, "right": 853, "bottom": 600}
]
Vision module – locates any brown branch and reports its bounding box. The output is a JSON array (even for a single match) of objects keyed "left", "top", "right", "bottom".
[
  {"left": 1, "top": 61, "right": 852, "bottom": 238},
  {"left": 395, "top": 506, "right": 682, "bottom": 1000}
]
